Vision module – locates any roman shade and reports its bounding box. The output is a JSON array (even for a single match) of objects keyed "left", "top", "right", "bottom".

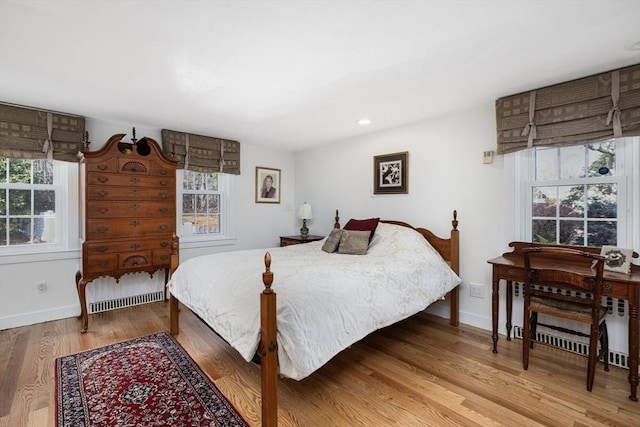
[
  {"left": 0, "top": 102, "right": 86, "bottom": 162},
  {"left": 495, "top": 64, "right": 640, "bottom": 154},
  {"left": 161, "top": 129, "right": 240, "bottom": 174}
]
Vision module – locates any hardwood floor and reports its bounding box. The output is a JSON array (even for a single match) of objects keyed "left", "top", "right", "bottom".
[{"left": 1, "top": 301, "right": 638, "bottom": 426}]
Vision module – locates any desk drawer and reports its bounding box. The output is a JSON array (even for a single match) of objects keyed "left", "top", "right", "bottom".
[{"left": 495, "top": 265, "right": 524, "bottom": 282}]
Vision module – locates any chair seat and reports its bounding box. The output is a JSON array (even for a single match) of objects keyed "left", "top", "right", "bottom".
[{"left": 530, "top": 295, "right": 607, "bottom": 322}]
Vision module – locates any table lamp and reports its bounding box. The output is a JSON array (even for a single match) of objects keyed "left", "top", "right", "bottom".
[{"left": 297, "top": 202, "right": 313, "bottom": 239}]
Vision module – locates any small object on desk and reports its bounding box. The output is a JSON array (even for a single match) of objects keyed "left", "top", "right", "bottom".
[{"left": 280, "top": 235, "right": 324, "bottom": 247}]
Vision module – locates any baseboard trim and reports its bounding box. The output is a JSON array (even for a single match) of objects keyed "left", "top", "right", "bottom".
[{"left": 0, "top": 305, "right": 79, "bottom": 330}]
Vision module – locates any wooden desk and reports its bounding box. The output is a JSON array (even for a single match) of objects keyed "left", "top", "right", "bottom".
[{"left": 488, "top": 241, "right": 640, "bottom": 401}]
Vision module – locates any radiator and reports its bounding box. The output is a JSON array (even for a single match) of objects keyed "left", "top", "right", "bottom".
[
  {"left": 85, "top": 272, "right": 166, "bottom": 314},
  {"left": 511, "top": 282, "right": 630, "bottom": 370},
  {"left": 88, "top": 291, "right": 165, "bottom": 314}
]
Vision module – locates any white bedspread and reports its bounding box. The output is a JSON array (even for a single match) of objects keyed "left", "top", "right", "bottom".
[{"left": 168, "top": 222, "right": 461, "bottom": 380}]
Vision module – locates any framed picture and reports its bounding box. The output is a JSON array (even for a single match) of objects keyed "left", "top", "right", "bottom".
[
  {"left": 600, "top": 245, "right": 633, "bottom": 274},
  {"left": 255, "top": 166, "right": 281, "bottom": 203},
  {"left": 373, "top": 151, "right": 409, "bottom": 194}
]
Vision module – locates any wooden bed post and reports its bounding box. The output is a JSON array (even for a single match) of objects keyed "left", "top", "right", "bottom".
[
  {"left": 169, "top": 233, "right": 180, "bottom": 335},
  {"left": 449, "top": 210, "right": 460, "bottom": 327},
  {"left": 260, "top": 252, "right": 278, "bottom": 427}
]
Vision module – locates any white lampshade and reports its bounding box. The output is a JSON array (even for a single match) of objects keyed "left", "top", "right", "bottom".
[{"left": 297, "top": 202, "right": 313, "bottom": 220}]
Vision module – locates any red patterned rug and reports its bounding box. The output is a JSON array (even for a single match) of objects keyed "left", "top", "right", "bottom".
[{"left": 55, "top": 331, "right": 249, "bottom": 426}]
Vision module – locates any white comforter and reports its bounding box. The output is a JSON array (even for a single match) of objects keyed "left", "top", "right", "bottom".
[{"left": 168, "top": 222, "right": 461, "bottom": 380}]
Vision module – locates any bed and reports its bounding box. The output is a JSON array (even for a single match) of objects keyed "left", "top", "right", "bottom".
[{"left": 168, "top": 211, "right": 461, "bottom": 426}]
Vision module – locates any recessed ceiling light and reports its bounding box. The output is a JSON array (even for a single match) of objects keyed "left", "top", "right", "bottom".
[{"left": 357, "top": 118, "right": 371, "bottom": 126}]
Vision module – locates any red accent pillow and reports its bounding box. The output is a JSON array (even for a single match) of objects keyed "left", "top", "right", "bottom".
[{"left": 343, "top": 217, "right": 380, "bottom": 243}]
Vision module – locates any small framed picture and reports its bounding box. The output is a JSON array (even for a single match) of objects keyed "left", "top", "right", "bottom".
[
  {"left": 256, "top": 166, "right": 281, "bottom": 203},
  {"left": 600, "top": 245, "right": 633, "bottom": 274},
  {"left": 373, "top": 151, "right": 408, "bottom": 194}
]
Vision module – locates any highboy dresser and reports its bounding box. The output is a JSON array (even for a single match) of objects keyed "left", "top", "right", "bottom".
[{"left": 76, "top": 131, "right": 177, "bottom": 332}]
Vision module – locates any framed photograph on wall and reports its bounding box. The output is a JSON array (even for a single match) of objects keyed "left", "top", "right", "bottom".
[
  {"left": 373, "top": 151, "right": 409, "bottom": 194},
  {"left": 256, "top": 166, "right": 281, "bottom": 203}
]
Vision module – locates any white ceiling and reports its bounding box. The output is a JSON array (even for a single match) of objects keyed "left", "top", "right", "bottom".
[{"left": 1, "top": 1, "right": 639, "bottom": 151}]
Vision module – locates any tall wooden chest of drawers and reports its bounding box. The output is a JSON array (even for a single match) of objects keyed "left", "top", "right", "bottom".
[{"left": 76, "top": 132, "right": 177, "bottom": 332}]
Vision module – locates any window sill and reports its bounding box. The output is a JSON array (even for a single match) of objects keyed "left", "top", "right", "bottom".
[
  {"left": 178, "top": 236, "right": 237, "bottom": 250},
  {"left": 0, "top": 248, "right": 82, "bottom": 265}
]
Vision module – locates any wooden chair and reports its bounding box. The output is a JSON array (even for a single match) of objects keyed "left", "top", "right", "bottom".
[{"left": 522, "top": 247, "right": 608, "bottom": 391}]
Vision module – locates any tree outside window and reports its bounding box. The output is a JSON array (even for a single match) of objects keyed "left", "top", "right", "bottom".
[
  {"left": 531, "top": 142, "right": 617, "bottom": 247},
  {"left": 0, "top": 157, "right": 56, "bottom": 246},
  {"left": 180, "top": 170, "right": 221, "bottom": 236}
]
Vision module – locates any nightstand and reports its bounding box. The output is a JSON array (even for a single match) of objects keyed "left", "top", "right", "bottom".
[{"left": 280, "top": 235, "right": 325, "bottom": 247}]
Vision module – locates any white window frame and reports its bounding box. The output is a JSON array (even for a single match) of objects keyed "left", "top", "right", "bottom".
[
  {"left": 176, "top": 170, "right": 235, "bottom": 245},
  {"left": 0, "top": 159, "right": 79, "bottom": 258},
  {"left": 509, "top": 137, "right": 639, "bottom": 252}
]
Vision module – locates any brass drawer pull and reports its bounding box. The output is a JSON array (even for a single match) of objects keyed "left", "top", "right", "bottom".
[
  {"left": 159, "top": 192, "right": 168, "bottom": 199},
  {"left": 507, "top": 269, "right": 515, "bottom": 277},
  {"left": 97, "top": 261, "right": 108, "bottom": 267},
  {"left": 160, "top": 180, "right": 168, "bottom": 186},
  {"left": 130, "top": 189, "right": 139, "bottom": 196},
  {"left": 98, "top": 164, "right": 108, "bottom": 171},
  {"left": 130, "top": 243, "right": 140, "bottom": 250},
  {"left": 130, "top": 177, "right": 140, "bottom": 184},
  {"left": 159, "top": 207, "right": 168, "bottom": 214},
  {"left": 97, "top": 246, "right": 108, "bottom": 253},
  {"left": 97, "top": 190, "right": 108, "bottom": 197},
  {"left": 97, "top": 226, "right": 108, "bottom": 233},
  {"left": 130, "top": 220, "right": 140, "bottom": 227},
  {"left": 159, "top": 224, "right": 168, "bottom": 231},
  {"left": 131, "top": 203, "right": 139, "bottom": 210},
  {"left": 98, "top": 176, "right": 108, "bottom": 183},
  {"left": 160, "top": 255, "right": 169, "bottom": 261},
  {"left": 160, "top": 241, "right": 169, "bottom": 248},
  {"left": 98, "top": 207, "right": 108, "bottom": 214},
  {"left": 160, "top": 169, "right": 168, "bottom": 175}
]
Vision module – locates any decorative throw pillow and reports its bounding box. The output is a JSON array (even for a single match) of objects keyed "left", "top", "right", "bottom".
[
  {"left": 343, "top": 217, "right": 380, "bottom": 243},
  {"left": 322, "top": 229, "right": 343, "bottom": 253},
  {"left": 337, "top": 230, "right": 370, "bottom": 255}
]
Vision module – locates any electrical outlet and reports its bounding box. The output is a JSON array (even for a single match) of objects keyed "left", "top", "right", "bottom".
[
  {"left": 469, "top": 283, "right": 485, "bottom": 298},
  {"left": 36, "top": 281, "right": 48, "bottom": 294}
]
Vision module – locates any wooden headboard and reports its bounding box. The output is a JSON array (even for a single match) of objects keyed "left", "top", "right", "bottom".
[{"left": 333, "top": 209, "right": 459, "bottom": 276}]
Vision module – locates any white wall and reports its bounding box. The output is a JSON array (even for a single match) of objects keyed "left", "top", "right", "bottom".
[
  {"left": 0, "top": 118, "right": 298, "bottom": 330},
  {"left": 295, "top": 103, "right": 510, "bottom": 331},
  {"left": 1, "top": 104, "right": 515, "bottom": 335}
]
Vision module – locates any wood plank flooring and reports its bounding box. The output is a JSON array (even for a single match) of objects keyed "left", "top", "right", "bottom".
[{"left": 1, "top": 301, "right": 639, "bottom": 426}]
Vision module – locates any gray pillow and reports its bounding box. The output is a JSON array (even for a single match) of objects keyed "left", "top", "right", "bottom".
[
  {"left": 321, "top": 229, "right": 343, "bottom": 253},
  {"left": 337, "top": 230, "right": 370, "bottom": 255}
]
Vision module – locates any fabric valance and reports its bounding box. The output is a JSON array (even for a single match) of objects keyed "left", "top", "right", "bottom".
[
  {"left": 0, "top": 102, "right": 86, "bottom": 162},
  {"left": 495, "top": 64, "right": 640, "bottom": 154},
  {"left": 161, "top": 129, "right": 240, "bottom": 175}
]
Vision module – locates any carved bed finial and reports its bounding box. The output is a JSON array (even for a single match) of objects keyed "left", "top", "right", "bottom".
[
  {"left": 131, "top": 127, "right": 138, "bottom": 145},
  {"left": 263, "top": 252, "right": 274, "bottom": 293},
  {"left": 452, "top": 210, "right": 458, "bottom": 230},
  {"left": 334, "top": 209, "right": 340, "bottom": 229}
]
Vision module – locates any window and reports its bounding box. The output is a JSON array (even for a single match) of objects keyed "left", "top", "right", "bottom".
[
  {"left": 0, "top": 157, "right": 58, "bottom": 247},
  {"left": 530, "top": 141, "right": 619, "bottom": 246},
  {"left": 512, "top": 137, "right": 638, "bottom": 250},
  {"left": 178, "top": 170, "right": 226, "bottom": 239}
]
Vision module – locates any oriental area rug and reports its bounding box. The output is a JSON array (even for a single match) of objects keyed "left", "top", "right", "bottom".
[{"left": 55, "top": 331, "right": 249, "bottom": 426}]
